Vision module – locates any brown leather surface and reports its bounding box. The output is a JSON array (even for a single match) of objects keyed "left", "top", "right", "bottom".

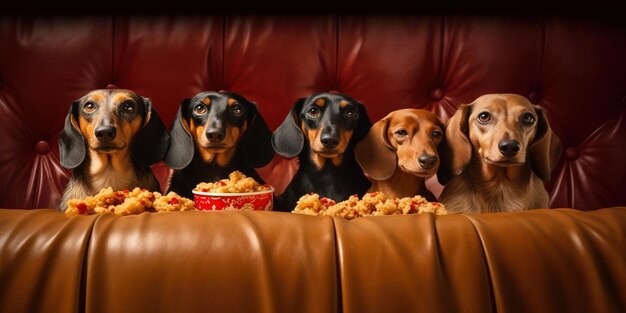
[
  {"left": 334, "top": 213, "right": 494, "bottom": 313},
  {"left": 466, "top": 208, "right": 626, "bottom": 312},
  {"left": 0, "top": 209, "right": 99, "bottom": 313},
  {"left": 335, "top": 207, "right": 626, "bottom": 313},
  {"left": 85, "top": 211, "right": 338, "bottom": 313},
  {"left": 2, "top": 208, "right": 625, "bottom": 312}
]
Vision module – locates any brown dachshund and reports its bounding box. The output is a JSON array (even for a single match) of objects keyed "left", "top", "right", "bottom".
[
  {"left": 355, "top": 109, "right": 444, "bottom": 201},
  {"left": 59, "top": 89, "right": 169, "bottom": 210},
  {"left": 437, "top": 94, "right": 562, "bottom": 214}
]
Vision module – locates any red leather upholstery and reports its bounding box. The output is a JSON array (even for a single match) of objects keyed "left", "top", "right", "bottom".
[{"left": 1, "top": 16, "right": 625, "bottom": 209}]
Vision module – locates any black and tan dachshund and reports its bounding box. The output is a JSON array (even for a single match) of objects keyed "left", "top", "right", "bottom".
[
  {"left": 59, "top": 89, "right": 169, "bottom": 210},
  {"left": 272, "top": 92, "right": 372, "bottom": 212},
  {"left": 165, "top": 91, "right": 274, "bottom": 198}
]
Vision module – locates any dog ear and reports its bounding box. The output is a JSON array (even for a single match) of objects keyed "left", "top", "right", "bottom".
[
  {"left": 239, "top": 102, "right": 275, "bottom": 168},
  {"left": 351, "top": 101, "right": 373, "bottom": 145},
  {"left": 355, "top": 115, "right": 396, "bottom": 180},
  {"left": 271, "top": 98, "right": 306, "bottom": 158},
  {"left": 164, "top": 99, "right": 195, "bottom": 170},
  {"left": 131, "top": 97, "right": 170, "bottom": 166},
  {"left": 437, "top": 104, "right": 473, "bottom": 185},
  {"left": 529, "top": 106, "right": 562, "bottom": 181},
  {"left": 59, "top": 101, "right": 86, "bottom": 169}
]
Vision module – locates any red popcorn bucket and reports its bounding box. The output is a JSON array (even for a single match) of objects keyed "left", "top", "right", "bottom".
[{"left": 192, "top": 187, "right": 274, "bottom": 211}]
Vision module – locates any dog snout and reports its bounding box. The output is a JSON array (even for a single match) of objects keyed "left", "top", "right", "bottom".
[
  {"left": 498, "top": 139, "right": 521, "bottom": 157},
  {"left": 418, "top": 154, "right": 438, "bottom": 170},
  {"left": 320, "top": 126, "right": 340, "bottom": 149},
  {"left": 94, "top": 125, "right": 117, "bottom": 143},
  {"left": 320, "top": 134, "right": 339, "bottom": 149},
  {"left": 205, "top": 128, "right": 226, "bottom": 143}
]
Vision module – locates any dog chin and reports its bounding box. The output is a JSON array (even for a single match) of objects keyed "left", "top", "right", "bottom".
[
  {"left": 92, "top": 145, "right": 124, "bottom": 153},
  {"left": 314, "top": 150, "right": 344, "bottom": 159},
  {"left": 400, "top": 166, "right": 436, "bottom": 178},
  {"left": 199, "top": 145, "right": 233, "bottom": 153},
  {"left": 484, "top": 157, "right": 524, "bottom": 167}
]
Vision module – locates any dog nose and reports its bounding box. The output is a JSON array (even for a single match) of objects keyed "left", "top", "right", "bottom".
[
  {"left": 320, "top": 134, "right": 339, "bottom": 149},
  {"left": 206, "top": 128, "right": 225, "bottom": 143},
  {"left": 94, "top": 125, "right": 117, "bottom": 143},
  {"left": 418, "top": 154, "right": 438, "bottom": 170},
  {"left": 498, "top": 140, "right": 521, "bottom": 157}
]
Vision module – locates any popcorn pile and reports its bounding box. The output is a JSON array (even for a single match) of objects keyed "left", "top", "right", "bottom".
[
  {"left": 65, "top": 187, "right": 195, "bottom": 216},
  {"left": 292, "top": 192, "right": 447, "bottom": 220},
  {"left": 194, "top": 171, "right": 271, "bottom": 193}
]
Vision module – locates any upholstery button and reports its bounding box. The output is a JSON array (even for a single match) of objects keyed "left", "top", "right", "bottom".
[
  {"left": 564, "top": 147, "right": 579, "bottom": 161},
  {"left": 35, "top": 141, "right": 51, "bottom": 154},
  {"left": 528, "top": 91, "right": 541, "bottom": 104},
  {"left": 430, "top": 88, "right": 443, "bottom": 101},
  {"left": 106, "top": 84, "right": 118, "bottom": 89}
]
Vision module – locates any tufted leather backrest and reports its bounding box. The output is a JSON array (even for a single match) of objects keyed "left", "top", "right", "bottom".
[{"left": 1, "top": 16, "right": 625, "bottom": 210}]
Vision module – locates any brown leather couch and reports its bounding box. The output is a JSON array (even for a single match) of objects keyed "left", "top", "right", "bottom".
[{"left": 1, "top": 15, "right": 626, "bottom": 312}]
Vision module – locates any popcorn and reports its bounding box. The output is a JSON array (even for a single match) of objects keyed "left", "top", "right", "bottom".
[
  {"left": 292, "top": 192, "right": 447, "bottom": 220},
  {"left": 194, "top": 171, "right": 270, "bottom": 193},
  {"left": 65, "top": 187, "right": 194, "bottom": 216}
]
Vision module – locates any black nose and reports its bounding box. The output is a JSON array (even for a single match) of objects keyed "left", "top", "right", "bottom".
[
  {"left": 320, "top": 134, "right": 339, "bottom": 149},
  {"left": 94, "top": 125, "right": 116, "bottom": 143},
  {"left": 498, "top": 140, "right": 521, "bottom": 157},
  {"left": 206, "top": 128, "right": 225, "bottom": 143},
  {"left": 418, "top": 154, "right": 438, "bottom": 170}
]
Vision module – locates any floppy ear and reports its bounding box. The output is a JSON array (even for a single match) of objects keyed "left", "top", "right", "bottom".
[
  {"left": 529, "top": 106, "right": 562, "bottom": 181},
  {"left": 354, "top": 115, "right": 396, "bottom": 180},
  {"left": 239, "top": 103, "right": 275, "bottom": 168},
  {"left": 351, "top": 101, "right": 373, "bottom": 145},
  {"left": 271, "top": 98, "right": 305, "bottom": 158},
  {"left": 59, "top": 101, "right": 86, "bottom": 169},
  {"left": 437, "top": 104, "right": 473, "bottom": 185},
  {"left": 131, "top": 97, "right": 170, "bottom": 166},
  {"left": 164, "top": 99, "right": 195, "bottom": 170}
]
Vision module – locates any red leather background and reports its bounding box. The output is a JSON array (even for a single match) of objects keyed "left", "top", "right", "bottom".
[{"left": 1, "top": 16, "right": 625, "bottom": 210}]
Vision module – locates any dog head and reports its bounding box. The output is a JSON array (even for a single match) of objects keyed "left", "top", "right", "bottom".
[
  {"left": 355, "top": 109, "right": 444, "bottom": 180},
  {"left": 437, "top": 93, "right": 562, "bottom": 184},
  {"left": 272, "top": 93, "right": 371, "bottom": 167},
  {"left": 59, "top": 89, "right": 169, "bottom": 169},
  {"left": 165, "top": 91, "right": 274, "bottom": 169}
]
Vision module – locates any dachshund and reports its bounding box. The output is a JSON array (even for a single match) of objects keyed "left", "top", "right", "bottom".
[
  {"left": 165, "top": 91, "right": 274, "bottom": 198},
  {"left": 272, "top": 92, "right": 372, "bottom": 212},
  {"left": 59, "top": 89, "right": 169, "bottom": 210},
  {"left": 437, "top": 94, "right": 562, "bottom": 214},
  {"left": 355, "top": 109, "right": 444, "bottom": 201}
]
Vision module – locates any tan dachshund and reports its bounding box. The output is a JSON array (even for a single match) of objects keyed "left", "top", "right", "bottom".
[
  {"left": 437, "top": 94, "right": 561, "bottom": 214},
  {"left": 59, "top": 89, "right": 169, "bottom": 210},
  {"left": 355, "top": 109, "right": 444, "bottom": 201}
]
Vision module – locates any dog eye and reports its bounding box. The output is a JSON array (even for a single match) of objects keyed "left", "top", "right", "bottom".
[
  {"left": 477, "top": 112, "right": 492, "bottom": 124},
  {"left": 394, "top": 129, "right": 408, "bottom": 137},
  {"left": 121, "top": 101, "right": 135, "bottom": 113},
  {"left": 193, "top": 104, "right": 207, "bottom": 115},
  {"left": 432, "top": 130, "right": 442, "bottom": 138},
  {"left": 521, "top": 113, "right": 536, "bottom": 125},
  {"left": 307, "top": 107, "right": 320, "bottom": 118},
  {"left": 83, "top": 102, "right": 96, "bottom": 113},
  {"left": 230, "top": 104, "right": 243, "bottom": 116},
  {"left": 343, "top": 109, "right": 357, "bottom": 119}
]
